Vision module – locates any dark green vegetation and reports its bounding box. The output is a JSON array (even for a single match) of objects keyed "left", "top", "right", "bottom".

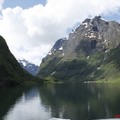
[
  {"left": 0, "top": 36, "right": 43, "bottom": 87},
  {"left": 38, "top": 50, "right": 106, "bottom": 82},
  {"left": 95, "top": 45, "right": 120, "bottom": 82},
  {"left": 38, "top": 16, "right": 120, "bottom": 83},
  {"left": 39, "top": 43, "right": 120, "bottom": 83}
]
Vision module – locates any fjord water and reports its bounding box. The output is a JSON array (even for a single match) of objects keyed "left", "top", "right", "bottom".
[{"left": 1, "top": 83, "right": 120, "bottom": 120}]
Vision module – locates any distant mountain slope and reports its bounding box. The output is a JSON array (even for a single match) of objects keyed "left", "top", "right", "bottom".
[
  {"left": 0, "top": 36, "right": 43, "bottom": 87},
  {"left": 18, "top": 59, "right": 39, "bottom": 75},
  {"left": 38, "top": 16, "right": 120, "bottom": 82}
]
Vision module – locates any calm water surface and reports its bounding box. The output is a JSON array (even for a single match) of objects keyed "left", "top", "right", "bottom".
[{"left": 0, "top": 83, "right": 120, "bottom": 120}]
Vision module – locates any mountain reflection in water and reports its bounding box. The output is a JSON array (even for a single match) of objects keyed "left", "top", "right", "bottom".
[{"left": 1, "top": 83, "right": 120, "bottom": 120}]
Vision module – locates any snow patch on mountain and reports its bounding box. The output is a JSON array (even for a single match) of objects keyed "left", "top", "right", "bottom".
[{"left": 18, "top": 59, "right": 39, "bottom": 75}]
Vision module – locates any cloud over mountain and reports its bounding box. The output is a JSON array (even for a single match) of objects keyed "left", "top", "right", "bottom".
[{"left": 0, "top": 0, "right": 120, "bottom": 65}]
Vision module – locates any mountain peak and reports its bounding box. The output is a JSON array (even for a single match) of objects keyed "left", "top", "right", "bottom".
[
  {"left": 18, "top": 59, "right": 39, "bottom": 75},
  {"left": 93, "top": 15, "right": 101, "bottom": 20},
  {"left": 82, "top": 18, "right": 91, "bottom": 23},
  {"left": 52, "top": 38, "right": 67, "bottom": 51},
  {"left": 38, "top": 16, "right": 120, "bottom": 82},
  {"left": 40, "top": 16, "right": 120, "bottom": 61}
]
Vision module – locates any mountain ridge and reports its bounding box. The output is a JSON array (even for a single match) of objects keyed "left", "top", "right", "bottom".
[
  {"left": 18, "top": 59, "right": 39, "bottom": 75},
  {"left": 38, "top": 16, "right": 120, "bottom": 82}
]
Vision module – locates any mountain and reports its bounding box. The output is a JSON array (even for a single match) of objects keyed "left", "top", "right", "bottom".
[
  {"left": 38, "top": 16, "right": 120, "bottom": 83},
  {"left": 0, "top": 35, "right": 43, "bottom": 87},
  {"left": 18, "top": 59, "right": 39, "bottom": 75}
]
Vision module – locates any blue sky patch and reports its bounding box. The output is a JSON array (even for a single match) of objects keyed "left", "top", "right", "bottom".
[{"left": 3, "top": 0, "right": 46, "bottom": 9}]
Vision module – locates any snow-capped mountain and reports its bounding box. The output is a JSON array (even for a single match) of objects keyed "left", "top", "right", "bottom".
[
  {"left": 18, "top": 59, "right": 39, "bottom": 75},
  {"left": 38, "top": 16, "right": 120, "bottom": 82},
  {"left": 47, "top": 38, "right": 67, "bottom": 56}
]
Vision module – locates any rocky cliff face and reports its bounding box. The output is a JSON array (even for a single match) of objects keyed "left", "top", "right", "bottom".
[
  {"left": 64, "top": 16, "right": 120, "bottom": 58},
  {"left": 41, "top": 38, "right": 67, "bottom": 68},
  {"left": 38, "top": 16, "right": 120, "bottom": 82}
]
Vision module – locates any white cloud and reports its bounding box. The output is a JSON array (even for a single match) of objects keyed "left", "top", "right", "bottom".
[
  {"left": 0, "top": 0, "right": 120, "bottom": 65},
  {"left": 4, "top": 90, "right": 51, "bottom": 120}
]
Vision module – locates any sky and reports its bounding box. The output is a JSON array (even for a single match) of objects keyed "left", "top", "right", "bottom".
[
  {"left": 0, "top": 0, "right": 120, "bottom": 65},
  {"left": 3, "top": 0, "right": 46, "bottom": 8}
]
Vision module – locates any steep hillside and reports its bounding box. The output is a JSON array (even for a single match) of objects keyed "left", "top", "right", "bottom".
[
  {"left": 38, "top": 16, "right": 120, "bottom": 82},
  {"left": 93, "top": 45, "right": 120, "bottom": 82},
  {"left": 0, "top": 36, "right": 43, "bottom": 87}
]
